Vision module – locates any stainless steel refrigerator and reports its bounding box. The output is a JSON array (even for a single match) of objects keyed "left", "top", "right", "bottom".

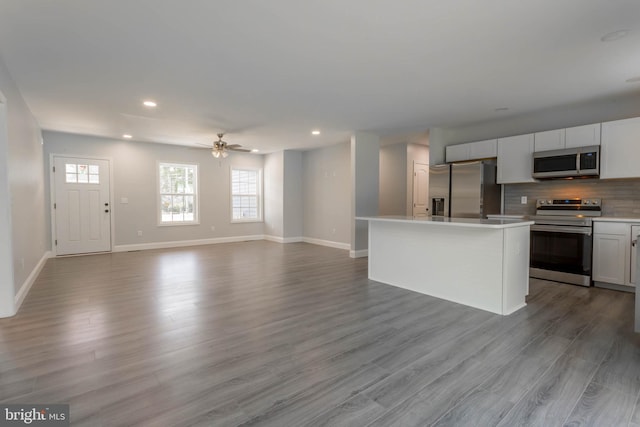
[{"left": 428, "top": 161, "right": 501, "bottom": 218}]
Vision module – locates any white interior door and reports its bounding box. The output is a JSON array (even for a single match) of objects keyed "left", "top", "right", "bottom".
[
  {"left": 413, "top": 162, "right": 429, "bottom": 217},
  {"left": 53, "top": 156, "right": 111, "bottom": 255}
]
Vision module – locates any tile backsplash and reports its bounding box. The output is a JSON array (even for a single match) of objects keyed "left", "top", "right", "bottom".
[{"left": 504, "top": 178, "right": 640, "bottom": 217}]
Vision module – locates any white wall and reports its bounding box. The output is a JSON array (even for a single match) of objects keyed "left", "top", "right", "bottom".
[
  {"left": 0, "top": 55, "right": 47, "bottom": 318},
  {"left": 379, "top": 143, "right": 407, "bottom": 215},
  {"left": 43, "top": 131, "right": 264, "bottom": 249},
  {"left": 302, "top": 142, "right": 351, "bottom": 246}
]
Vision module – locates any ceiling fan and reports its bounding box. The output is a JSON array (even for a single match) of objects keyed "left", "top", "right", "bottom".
[{"left": 201, "top": 133, "right": 250, "bottom": 158}]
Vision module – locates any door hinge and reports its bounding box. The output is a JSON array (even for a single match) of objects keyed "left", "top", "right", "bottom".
[
  {"left": 53, "top": 203, "right": 56, "bottom": 209},
  {"left": 55, "top": 239, "right": 57, "bottom": 246},
  {"left": 53, "top": 166, "right": 55, "bottom": 173}
]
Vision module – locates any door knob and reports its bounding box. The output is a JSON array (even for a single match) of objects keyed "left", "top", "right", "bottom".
[{"left": 104, "top": 203, "right": 109, "bottom": 206}]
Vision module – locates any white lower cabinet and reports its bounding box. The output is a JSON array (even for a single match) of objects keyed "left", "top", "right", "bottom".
[{"left": 592, "top": 221, "right": 635, "bottom": 289}]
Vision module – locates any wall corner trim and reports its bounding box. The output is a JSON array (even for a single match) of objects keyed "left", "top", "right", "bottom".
[
  {"left": 264, "top": 235, "right": 303, "bottom": 244},
  {"left": 349, "top": 249, "right": 369, "bottom": 258},
  {"left": 13, "top": 250, "right": 52, "bottom": 315}
]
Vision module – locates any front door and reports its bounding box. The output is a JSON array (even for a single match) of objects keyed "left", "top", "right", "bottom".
[
  {"left": 413, "top": 162, "right": 429, "bottom": 216},
  {"left": 53, "top": 156, "right": 111, "bottom": 255}
]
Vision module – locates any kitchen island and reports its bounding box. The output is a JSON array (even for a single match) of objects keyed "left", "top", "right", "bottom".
[{"left": 357, "top": 216, "right": 534, "bottom": 315}]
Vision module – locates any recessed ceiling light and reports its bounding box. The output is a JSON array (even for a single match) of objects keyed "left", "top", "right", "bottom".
[
  {"left": 495, "top": 107, "right": 509, "bottom": 112},
  {"left": 251, "top": 149, "right": 259, "bottom": 153},
  {"left": 626, "top": 76, "right": 640, "bottom": 83},
  {"left": 122, "top": 134, "right": 132, "bottom": 139},
  {"left": 311, "top": 130, "right": 321, "bottom": 135},
  {"left": 601, "top": 29, "right": 630, "bottom": 42},
  {"left": 143, "top": 100, "right": 157, "bottom": 107}
]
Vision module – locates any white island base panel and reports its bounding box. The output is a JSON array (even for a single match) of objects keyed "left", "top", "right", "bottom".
[{"left": 367, "top": 219, "right": 530, "bottom": 315}]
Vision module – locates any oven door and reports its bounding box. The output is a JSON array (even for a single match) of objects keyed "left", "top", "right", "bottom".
[{"left": 530, "top": 224, "right": 592, "bottom": 285}]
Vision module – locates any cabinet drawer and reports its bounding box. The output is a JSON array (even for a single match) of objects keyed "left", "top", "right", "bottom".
[{"left": 594, "top": 222, "right": 629, "bottom": 235}]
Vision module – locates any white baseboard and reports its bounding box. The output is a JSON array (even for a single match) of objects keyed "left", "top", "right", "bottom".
[
  {"left": 14, "top": 250, "right": 52, "bottom": 312},
  {"left": 113, "top": 235, "right": 265, "bottom": 252},
  {"left": 264, "top": 235, "right": 303, "bottom": 244},
  {"left": 350, "top": 249, "right": 369, "bottom": 258},
  {"left": 302, "top": 237, "right": 350, "bottom": 251}
]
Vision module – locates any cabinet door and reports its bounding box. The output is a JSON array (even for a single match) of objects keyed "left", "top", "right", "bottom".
[
  {"left": 497, "top": 134, "right": 535, "bottom": 184},
  {"left": 593, "top": 233, "right": 628, "bottom": 285},
  {"left": 446, "top": 143, "right": 470, "bottom": 163},
  {"left": 565, "top": 123, "right": 601, "bottom": 148},
  {"left": 534, "top": 129, "right": 565, "bottom": 152},
  {"left": 601, "top": 117, "right": 640, "bottom": 179},
  {"left": 468, "top": 139, "right": 497, "bottom": 160}
]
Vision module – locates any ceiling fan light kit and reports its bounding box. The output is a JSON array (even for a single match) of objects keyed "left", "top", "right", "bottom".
[{"left": 206, "top": 133, "right": 251, "bottom": 158}]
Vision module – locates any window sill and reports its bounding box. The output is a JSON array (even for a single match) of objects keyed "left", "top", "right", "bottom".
[
  {"left": 158, "top": 221, "right": 201, "bottom": 227},
  {"left": 231, "top": 219, "right": 263, "bottom": 224}
]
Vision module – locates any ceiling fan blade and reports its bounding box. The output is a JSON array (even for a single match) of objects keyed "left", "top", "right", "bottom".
[
  {"left": 195, "top": 142, "right": 212, "bottom": 148},
  {"left": 226, "top": 144, "right": 243, "bottom": 149},
  {"left": 228, "top": 147, "right": 251, "bottom": 152}
]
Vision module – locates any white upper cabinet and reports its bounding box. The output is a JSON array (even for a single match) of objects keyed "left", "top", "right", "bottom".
[
  {"left": 446, "top": 144, "right": 470, "bottom": 163},
  {"left": 565, "top": 123, "right": 601, "bottom": 148},
  {"left": 601, "top": 117, "right": 640, "bottom": 179},
  {"left": 534, "top": 124, "right": 601, "bottom": 152},
  {"left": 469, "top": 139, "right": 498, "bottom": 159},
  {"left": 534, "top": 129, "right": 565, "bottom": 152},
  {"left": 497, "top": 134, "right": 535, "bottom": 184},
  {"left": 446, "top": 139, "right": 497, "bottom": 163}
]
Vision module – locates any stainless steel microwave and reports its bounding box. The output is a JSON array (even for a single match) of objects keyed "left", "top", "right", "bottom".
[{"left": 532, "top": 145, "right": 600, "bottom": 179}]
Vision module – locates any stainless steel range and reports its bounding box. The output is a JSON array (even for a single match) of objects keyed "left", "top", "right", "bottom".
[{"left": 529, "top": 198, "right": 601, "bottom": 287}]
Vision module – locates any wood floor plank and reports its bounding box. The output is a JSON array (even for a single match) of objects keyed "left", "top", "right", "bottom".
[
  {"left": 562, "top": 381, "right": 636, "bottom": 427},
  {"left": 0, "top": 241, "right": 636, "bottom": 427},
  {"left": 496, "top": 355, "right": 598, "bottom": 427}
]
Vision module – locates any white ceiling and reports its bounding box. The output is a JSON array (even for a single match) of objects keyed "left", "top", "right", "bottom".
[{"left": 0, "top": 1, "right": 639, "bottom": 153}]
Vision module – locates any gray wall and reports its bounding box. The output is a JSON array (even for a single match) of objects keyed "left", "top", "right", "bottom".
[
  {"left": 264, "top": 151, "right": 284, "bottom": 238},
  {"left": 351, "top": 132, "right": 379, "bottom": 253},
  {"left": 302, "top": 142, "right": 351, "bottom": 245},
  {"left": 43, "top": 131, "right": 264, "bottom": 248},
  {"left": 283, "top": 150, "right": 303, "bottom": 239},
  {"left": 263, "top": 149, "right": 303, "bottom": 240},
  {"left": 379, "top": 143, "right": 407, "bottom": 215},
  {"left": 0, "top": 55, "right": 47, "bottom": 317},
  {"left": 505, "top": 179, "right": 640, "bottom": 217}
]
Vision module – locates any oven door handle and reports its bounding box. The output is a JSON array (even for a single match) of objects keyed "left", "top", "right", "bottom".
[{"left": 531, "top": 224, "right": 592, "bottom": 235}]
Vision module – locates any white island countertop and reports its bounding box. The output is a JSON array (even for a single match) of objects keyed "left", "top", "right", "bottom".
[{"left": 357, "top": 215, "right": 533, "bottom": 229}]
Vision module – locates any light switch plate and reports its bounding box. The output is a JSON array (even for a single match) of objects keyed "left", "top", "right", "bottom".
[
  {"left": 521, "top": 196, "right": 527, "bottom": 204},
  {"left": 121, "top": 197, "right": 129, "bottom": 204}
]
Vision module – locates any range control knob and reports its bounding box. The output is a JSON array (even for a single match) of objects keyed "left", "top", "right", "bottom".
[
  {"left": 547, "top": 200, "right": 553, "bottom": 204},
  {"left": 540, "top": 200, "right": 546, "bottom": 204},
  {"left": 584, "top": 200, "right": 591, "bottom": 205},
  {"left": 592, "top": 200, "right": 599, "bottom": 205}
]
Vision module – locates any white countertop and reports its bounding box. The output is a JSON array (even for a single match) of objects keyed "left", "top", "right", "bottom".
[
  {"left": 593, "top": 217, "right": 640, "bottom": 223},
  {"left": 356, "top": 215, "right": 534, "bottom": 229}
]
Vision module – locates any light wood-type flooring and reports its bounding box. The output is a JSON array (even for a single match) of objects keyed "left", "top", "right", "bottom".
[{"left": 1, "top": 241, "right": 639, "bottom": 426}]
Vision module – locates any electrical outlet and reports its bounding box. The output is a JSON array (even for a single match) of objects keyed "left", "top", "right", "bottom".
[
  {"left": 137, "top": 230, "right": 143, "bottom": 237},
  {"left": 210, "top": 226, "right": 215, "bottom": 231},
  {"left": 521, "top": 196, "right": 527, "bottom": 204}
]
